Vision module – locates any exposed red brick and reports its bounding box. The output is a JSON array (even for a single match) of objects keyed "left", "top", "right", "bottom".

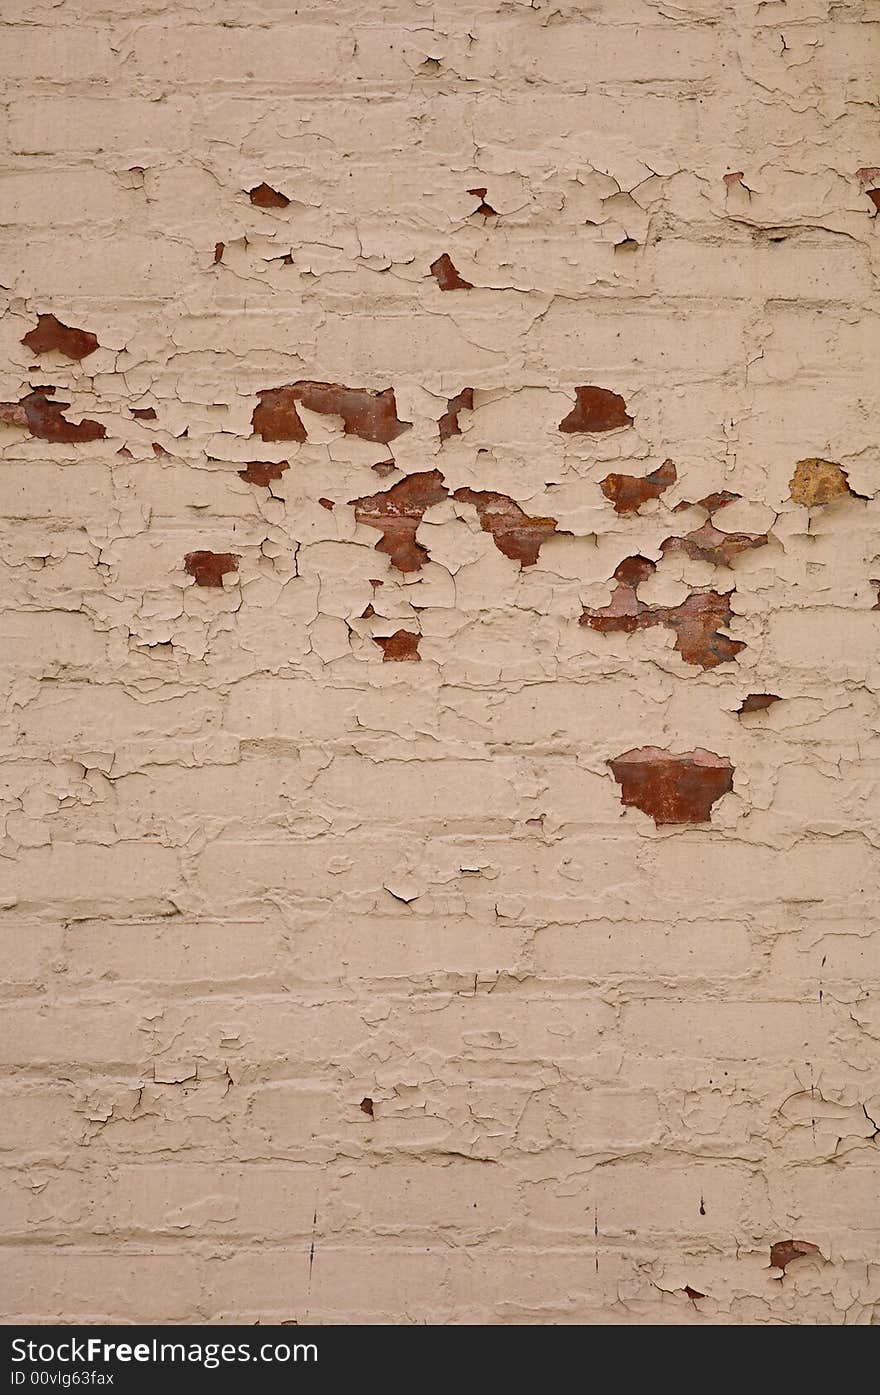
[
  {"left": 468, "top": 187, "right": 497, "bottom": 216},
  {"left": 151, "top": 442, "right": 168, "bottom": 457},
  {"left": 374, "top": 629, "right": 421, "bottom": 661},
  {"left": 21, "top": 313, "right": 99, "bottom": 361},
  {"left": 0, "top": 387, "right": 105, "bottom": 443},
  {"left": 559, "top": 386, "right": 633, "bottom": 433},
  {"left": 738, "top": 693, "right": 781, "bottom": 714},
  {"left": 867, "top": 189, "right": 880, "bottom": 212},
  {"left": 253, "top": 382, "right": 411, "bottom": 444},
  {"left": 350, "top": 469, "right": 448, "bottom": 572},
  {"left": 430, "top": 253, "right": 473, "bottom": 290},
  {"left": 131, "top": 407, "right": 157, "bottom": 420},
  {"left": 372, "top": 460, "right": 397, "bottom": 477},
  {"left": 675, "top": 491, "right": 740, "bottom": 514},
  {"left": 723, "top": 171, "right": 745, "bottom": 187},
  {"left": 581, "top": 555, "right": 657, "bottom": 633},
  {"left": 683, "top": 1286, "right": 706, "bottom": 1302},
  {"left": 600, "top": 459, "right": 676, "bottom": 514},
  {"left": 453, "top": 487, "right": 563, "bottom": 567},
  {"left": 580, "top": 556, "right": 745, "bottom": 669},
  {"left": 184, "top": 551, "right": 240, "bottom": 587},
  {"left": 248, "top": 182, "right": 290, "bottom": 208},
  {"left": 318, "top": 497, "right": 334, "bottom": 510},
  {"left": 438, "top": 388, "right": 474, "bottom": 443},
  {"left": 0, "top": 402, "right": 28, "bottom": 428},
  {"left": 662, "top": 492, "right": 768, "bottom": 568},
  {"left": 665, "top": 591, "right": 745, "bottom": 668},
  {"left": 770, "top": 1240, "right": 823, "bottom": 1273},
  {"left": 251, "top": 388, "right": 308, "bottom": 443},
  {"left": 609, "top": 747, "right": 734, "bottom": 825},
  {"left": 214, "top": 242, "right": 224, "bottom": 263},
  {"left": 360, "top": 1097, "right": 375, "bottom": 1117},
  {"left": 238, "top": 460, "right": 289, "bottom": 487}
]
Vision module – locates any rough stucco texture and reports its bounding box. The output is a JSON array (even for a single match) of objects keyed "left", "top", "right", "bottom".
[{"left": 0, "top": 0, "right": 878, "bottom": 1328}]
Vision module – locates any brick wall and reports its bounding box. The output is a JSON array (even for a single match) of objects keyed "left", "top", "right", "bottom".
[{"left": 1, "top": 0, "right": 878, "bottom": 1325}]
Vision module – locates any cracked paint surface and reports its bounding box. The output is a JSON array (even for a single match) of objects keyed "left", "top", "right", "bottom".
[
  {"left": 0, "top": 0, "right": 879, "bottom": 1330},
  {"left": 580, "top": 556, "right": 745, "bottom": 671}
]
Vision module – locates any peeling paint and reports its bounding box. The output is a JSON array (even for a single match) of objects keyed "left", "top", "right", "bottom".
[
  {"left": 559, "top": 386, "right": 632, "bottom": 434},
  {"left": 600, "top": 460, "right": 676, "bottom": 515},
  {"left": 350, "top": 469, "right": 448, "bottom": 572},
  {"left": 0, "top": 387, "right": 105, "bottom": 443},
  {"left": 183, "top": 551, "right": 240, "bottom": 588},
  {"left": 468, "top": 187, "right": 497, "bottom": 216},
  {"left": 789, "top": 458, "right": 865, "bottom": 507},
  {"left": 662, "top": 493, "right": 768, "bottom": 569},
  {"left": 770, "top": 1241, "right": 823, "bottom": 1274},
  {"left": 438, "top": 388, "right": 474, "bottom": 443},
  {"left": 253, "top": 382, "right": 410, "bottom": 444},
  {"left": 2, "top": 0, "right": 878, "bottom": 1331},
  {"left": 373, "top": 630, "right": 421, "bottom": 662},
  {"left": 430, "top": 254, "right": 473, "bottom": 291},
  {"left": 581, "top": 557, "right": 744, "bottom": 670},
  {"left": 738, "top": 693, "right": 781, "bottom": 715},
  {"left": 453, "top": 488, "right": 563, "bottom": 568},
  {"left": 21, "top": 314, "right": 98, "bottom": 361},
  {"left": 238, "top": 461, "right": 289, "bottom": 488},
  {"left": 248, "top": 182, "right": 290, "bottom": 209},
  {"left": 610, "top": 748, "right": 734, "bottom": 825}
]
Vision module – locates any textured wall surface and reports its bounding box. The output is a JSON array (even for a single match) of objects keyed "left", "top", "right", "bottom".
[{"left": 1, "top": 0, "right": 879, "bottom": 1326}]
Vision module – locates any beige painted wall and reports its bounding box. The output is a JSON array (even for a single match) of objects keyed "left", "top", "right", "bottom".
[{"left": 1, "top": 0, "right": 879, "bottom": 1325}]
